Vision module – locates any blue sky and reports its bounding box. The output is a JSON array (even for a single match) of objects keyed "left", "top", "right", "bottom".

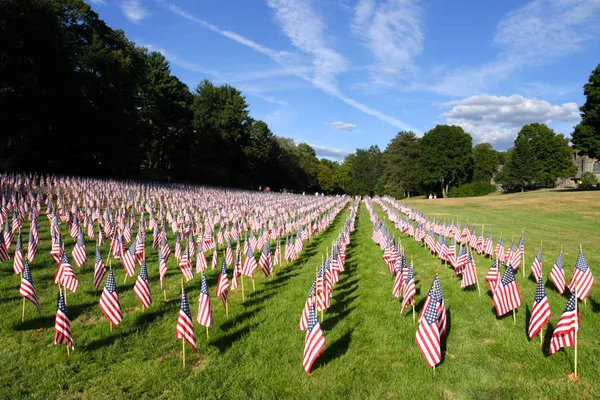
[{"left": 89, "top": 0, "right": 600, "bottom": 160}]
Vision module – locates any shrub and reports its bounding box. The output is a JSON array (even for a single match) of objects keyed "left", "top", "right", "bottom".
[
  {"left": 448, "top": 181, "right": 497, "bottom": 198},
  {"left": 580, "top": 172, "right": 599, "bottom": 188}
]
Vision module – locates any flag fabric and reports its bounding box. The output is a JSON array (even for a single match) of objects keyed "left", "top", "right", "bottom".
[
  {"left": 415, "top": 285, "right": 442, "bottom": 368},
  {"left": 0, "top": 228, "right": 9, "bottom": 262},
  {"left": 530, "top": 246, "right": 542, "bottom": 283},
  {"left": 176, "top": 288, "right": 197, "bottom": 352},
  {"left": 528, "top": 277, "right": 551, "bottom": 339},
  {"left": 232, "top": 252, "right": 241, "bottom": 290},
  {"left": 197, "top": 271, "right": 213, "bottom": 328},
  {"left": 299, "top": 279, "right": 316, "bottom": 331},
  {"left": 178, "top": 247, "right": 194, "bottom": 282},
  {"left": 461, "top": 251, "right": 477, "bottom": 289},
  {"left": 495, "top": 237, "right": 504, "bottom": 263},
  {"left": 13, "top": 233, "right": 24, "bottom": 274},
  {"left": 567, "top": 251, "right": 594, "bottom": 301},
  {"left": 27, "top": 224, "right": 38, "bottom": 262},
  {"left": 549, "top": 251, "right": 565, "bottom": 294},
  {"left": 548, "top": 290, "right": 579, "bottom": 355},
  {"left": 133, "top": 260, "right": 152, "bottom": 309},
  {"left": 259, "top": 241, "right": 272, "bottom": 277},
  {"left": 492, "top": 265, "right": 521, "bottom": 317},
  {"left": 54, "top": 289, "right": 74, "bottom": 350},
  {"left": 418, "top": 276, "right": 447, "bottom": 335},
  {"left": 122, "top": 242, "right": 137, "bottom": 277},
  {"left": 93, "top": 245, "right": 106, "bottom": 290},
  {"left": 20, "top": 261, "right": 40, "bottom": 312},
  {"left": 99, "top": 270, "right": 123, "bottom": 326},
  {"left": 400, "top": 263, "right": 416, "bottom": 314},
  {"left": 485, "top": 259, "right": 500, "bottom": 291},
  {"left": 216, "top": 259, "right": 229, "bottom": 300},
  {"left": 54, "top": 252, "right": 79, "bottom": 293},
  {"left": 159, "top": 251, "right": 168, "bottom": 287},
  {"left": 302, "top": 303, "right": 325, "bottom": 374},
  {"left": 241, "top": 246, "right": 258, "bottom": 277}
]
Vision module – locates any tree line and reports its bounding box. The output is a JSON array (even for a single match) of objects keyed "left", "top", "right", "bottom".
[{"left": 1, "top": 0, "right": 598, "bottom": 197}]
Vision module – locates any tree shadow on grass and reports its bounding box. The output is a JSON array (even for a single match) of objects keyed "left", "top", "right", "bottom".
[
  {"left": 242, "top": 292, "right": 276, "bottom": 308},
  {"left": 587, "top": 296, "right": 600, "bottom": 313},
  {"left": 211, "top": 323, "right": 259, "bottom": 353},
  {"left": 220, "top": 307, "right": 263, "bottom": 332},
  {"left": 440, "top": 309, "right": 452, "bottom": 364},
  {"left": 14, "top": 301, "right": 97, "bottom": 331},
  {"left": 321, "top": 306, "right": 356, "bottom": 332},
  {"left": 311, "top": 329, "right": 353, "bottom": 371},
  {"left": 542, "top": 322, "right": 555, "bottom": 356},
  {"left": 0, "top": 295, "right": 20, "bottom": 305}
]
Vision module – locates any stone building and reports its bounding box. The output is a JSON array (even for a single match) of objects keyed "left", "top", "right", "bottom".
[{"left": 556, "top": 152, "right": 600, "bottom": 188}]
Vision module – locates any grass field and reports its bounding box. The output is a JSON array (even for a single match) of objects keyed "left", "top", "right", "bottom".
[{"left": 0, "top": 190, "right": 599, "bottom": 399}]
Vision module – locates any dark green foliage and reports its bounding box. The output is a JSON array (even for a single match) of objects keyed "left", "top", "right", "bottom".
[
  {"left": 419, "top": 125, "right": 473, "bottom": 198},
  {"left": 381, "top": 131, "right": 421, "bottom": 198},
  {"left": 572, "top": 64, "right": 600, "bottom": 158},
  {"left": 580, "top": 171, "right": 599, "bottom": 188},
  {"left": 472, "top": 143, "right": 499, "bottom": 183},
  {"left": 448, "top": 181, "right": 496, "bottom": 198},
  {"left": 501, "top": 123, "right": 576, "bottom": 191},
  {"left": 342, "top": 146, "right": 382, "bottom": 196}
]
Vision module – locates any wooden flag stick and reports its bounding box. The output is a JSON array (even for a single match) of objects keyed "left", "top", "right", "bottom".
[
  {"left": 63, "top": 284, "right": 67, "bottom": 306},
  {"left": 252, "top": 278, "right": 255, "bottom": 292},
  {"left": 22, "top": 297, "right": 25, "bottom": 323},
  {"left": 521, "top": 230, "right": 525, "bottom": 277},
  {"left": 206, "top": 326, "right": 209, "bottom": 339},
  {"left": 66, "top": 345, "right": 70, "bottom": 357},
  {"left": 241, "top": 275, "right": 245, "bottom": 303},
  {"left": 163, "top": 288, "right": 167, "bottom": 302},
  {"left": 574, "top": 281, "right": 579, "bottom": 377},
  {"left": 225, "top": 299, "right": 229, "bottom": 319},
  {"left": 512, "top": 308, "right": 516, "bottom": 325},
  {"left": 412, "top": 303, "right": 415, "bottom": 323},
  {"left": 540, "top": 326, "right": 543, "bottom": 346}
]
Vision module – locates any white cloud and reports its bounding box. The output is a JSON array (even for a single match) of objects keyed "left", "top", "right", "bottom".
[
  {"left": 424, "top": 0, "right": 600, "bottom": 96},
  {"left": 325, "top": 121, "right": 357, "bottom": 131},
  {"left": 90, "top": 0, "right": 107, "bottom": 5},
  {"left": 120, "top": 0, "right": 148, "bottom": 23},
  {"left": 309, "top": 144, "right": 353, "bottom": 159},
  {"left": 352, "top": 0, "right": 423, "bottom": 86},
  {"left": 164, "top": 1, "right": 416, "bottom": 131},
  {"left": 438, "top": 94, "right": 581, "bottom": 148}
]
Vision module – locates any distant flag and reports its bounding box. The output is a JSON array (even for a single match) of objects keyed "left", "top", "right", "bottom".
[
  {"left": 302, "top": 303, "right": 325, "bottom": 374},
  {"left": 93, "top": 245, "right": 107, "bottom": 290},
  {"left": 216, "top": 259, "right": 229, "bottom": 303},
  {"left": 241, "top": 245, "right": 257, "bottom": 277},
  {"left": 225, "top": 239, "right": 234, "bottom": 266},
  {"left": 54, "top": 289, "right": 74, "bottom": 350},
  {"left": 54, "top": 252, "right": 79, "bottom": 293},
  {"left": 492, "top": 265, "right": 521, "bottom": 317},
  {"left": 232, "top": 252, "right": 241, "bottom": 290},
  {"left": 400, "top": 263, "right": 416, "bottom": 314},
  {"left": 259, "top": 241, "right": 272, "bottom": 277},
  {"left": 567, "top": 250, "right": 594, "bottom": 301},
  {"left": 196, "top": 244, "right": 208, "bottom": 273},
  {"left": 485, "top": 259, "right": 500, "bottom": 291},
  {"left": 99, "top": 270, "right": 123, "bottom": 326},
  {"left": 72, "top": 229, "right": 87, "bottom": 267},
  {"left": 0, "top": 225, "right": 9, "bottom": 262},
  {"left": 13, "top": 232, "right": 24, "bottom": 274},
  {"left": 548, "top": 290, "right": 579, "bottom": 355},
  {"left": 27, "top": 221, "right": 38, "bottom": 262},
  {"left": 461, "top": 251, "right": 477, "bottom": 289},
  {"left": 494, "top": 237, "right": 504, "bottom": 264},
  {"left": 530, "top": 245, "right": 542, "bottom": 282},
  {"left": 179, "top": 247, "right": 193, "bottom": 282},
  {"left": 197, "top": 272, "right": 213, "bottom": 328},
  {"left": 510, "top": 234, "right": 524, "bottom": 269},
  {"left": 299, "top": 278, "right": 316, "bottom": 331},
  {"left": 133, "top": 260, "right": 152, "bottom": 309},
  {"left": 122, "top": 242, "right": 137, "bottom": 277},
  {"left": 159, "top": 251, "right": 168, "bottom": 287},
  {"left": 549, "top": 250, "right": 565, "bottom": 294},
  {"left": 19, "top": 261, "right": 40, "bottom": 312},
  {"left": 211, "top": 247, "right": 218, "bottom": 270},
  {"left": 528, "top": 277, "right": 551, "bottom": 339},
  {"left": 176, "top": 287, "right": 197, "bottom": 352}
]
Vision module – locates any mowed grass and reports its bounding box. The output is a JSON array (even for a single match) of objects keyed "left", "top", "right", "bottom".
[{"left": 0, "top": 190, "right": 598, "bottom": 399}]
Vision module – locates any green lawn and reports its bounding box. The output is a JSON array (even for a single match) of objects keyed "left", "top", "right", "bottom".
[{"left": 1, "top": 190, "right": 599, "bottom": 399}]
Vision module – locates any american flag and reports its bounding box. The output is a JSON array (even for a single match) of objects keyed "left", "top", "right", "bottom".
[
  {"left": 99, "top": 270, "right": 123, "bottom": 326},
  {"left": 216, "top": 259, "right": 229, "bottom": 301},
  {"left": 495, "top": 237, "right": 504, "bottom": 263},
  {"left": 4, "top": 219, "right": 13, "bottom": 249},
  {"left": 122, "top": 242, "right": 137, "bottom": 277},
  {"left": 133, "top": 260, "right": 152, "bottom": 309},
  {"left": 418, "top": 276, "right": 447, "bottom": 335},
  {"left": 528, "top": 277, "right": 551, "bottom": 339},
  {"left": 504, "top": 241, "right": 514, "bottom": 266},
  {"left": 392, "top": 263, "right": 404, "bottom": 299},
  {"left": 27, "top": 220, "right": 38, "bottom": 262},
  {"left": 484, "top": 232, "right": 493, "bottom": 256},
  {"left": 549, "top": 251, "right": 565, "bottom": 294},
  {"left": 492, "top": 265, "right": 521, "bottom": 316},
  {"left": 179, "top": 247, "right": 193, "bottom": 282},
  {"left": 54, "top": 289, "right": 74, "bottom": 350},
  {"left": 302, "top": 303, "right": 325, "bottom": 374},
  {"left": 241, "top": 245, "right": 257, "bottom": 277},
  {"left": 225, "top": 239, "right": 234, "bottom": 266},
  {"left": 299, "top": 278, "right": 316, "bottom": 331},
  {"left": 567, "top": 250, "right": 594, "bottom": 301},
  {"left": 93, "top": 245, "right": 107, "bottom": 289},
  {"left": 211, "top": 247, "right": 218, "bottom": 270},
  {"left": 259, "top": 241, "right": 272, "bottom": 277},
  {"left": 461, "top": 251, "right": 477, "bottom": 289},
  {"left": 231, "top": 252, "right": 240, "bottom": 290},
  {"left": 548, "top": 290, "right": 579, "bottom": 355},
  {"left": 530, "top": 246, "right": 542, "bottom": 282},
  {"left": 510, "top": 235, "right": 524, "bottom": 269},
  {"left": 273, "top": 239, "right": 281, "bottom": 266},
  {"left": 197, "top": 271, "right": 213, "bottom": 328},
  {"left": 176, "top": 287, "right": 197, "bottom": 352},
  {"left": 174, "top": 232, "right": 182, "bottom": 260},
  {"left": 159, "top": 251, "right": 168, "bottom": 287},
  {"left": 415, "top": 284, "right": 442, "bottom": 368},
  {"left": 0, "top": 227, "right": 9, "bottom": 262},
  {"left": 485, "top": 259, "right": 500, "bottom": 291},
  {"left": 20, "top": 261, "right": 40, "bottom": 312},
  {"left": 160, "top": 233, "right": 171, "bottom": 261},
  {"left": 401, "top": 263, "right": 416, "bottom": 314},
  {"left": 54, "top": 252, "right": 79, "bottom": 293},
  {"left": 196, "top": 247, "right": 208, "bottom": 273},
  {"left": 13, "top": 233, "right": 24, "bottom": 274},
  {"left": 72, "top": 229, "right": 87, "bottom": 267}
]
